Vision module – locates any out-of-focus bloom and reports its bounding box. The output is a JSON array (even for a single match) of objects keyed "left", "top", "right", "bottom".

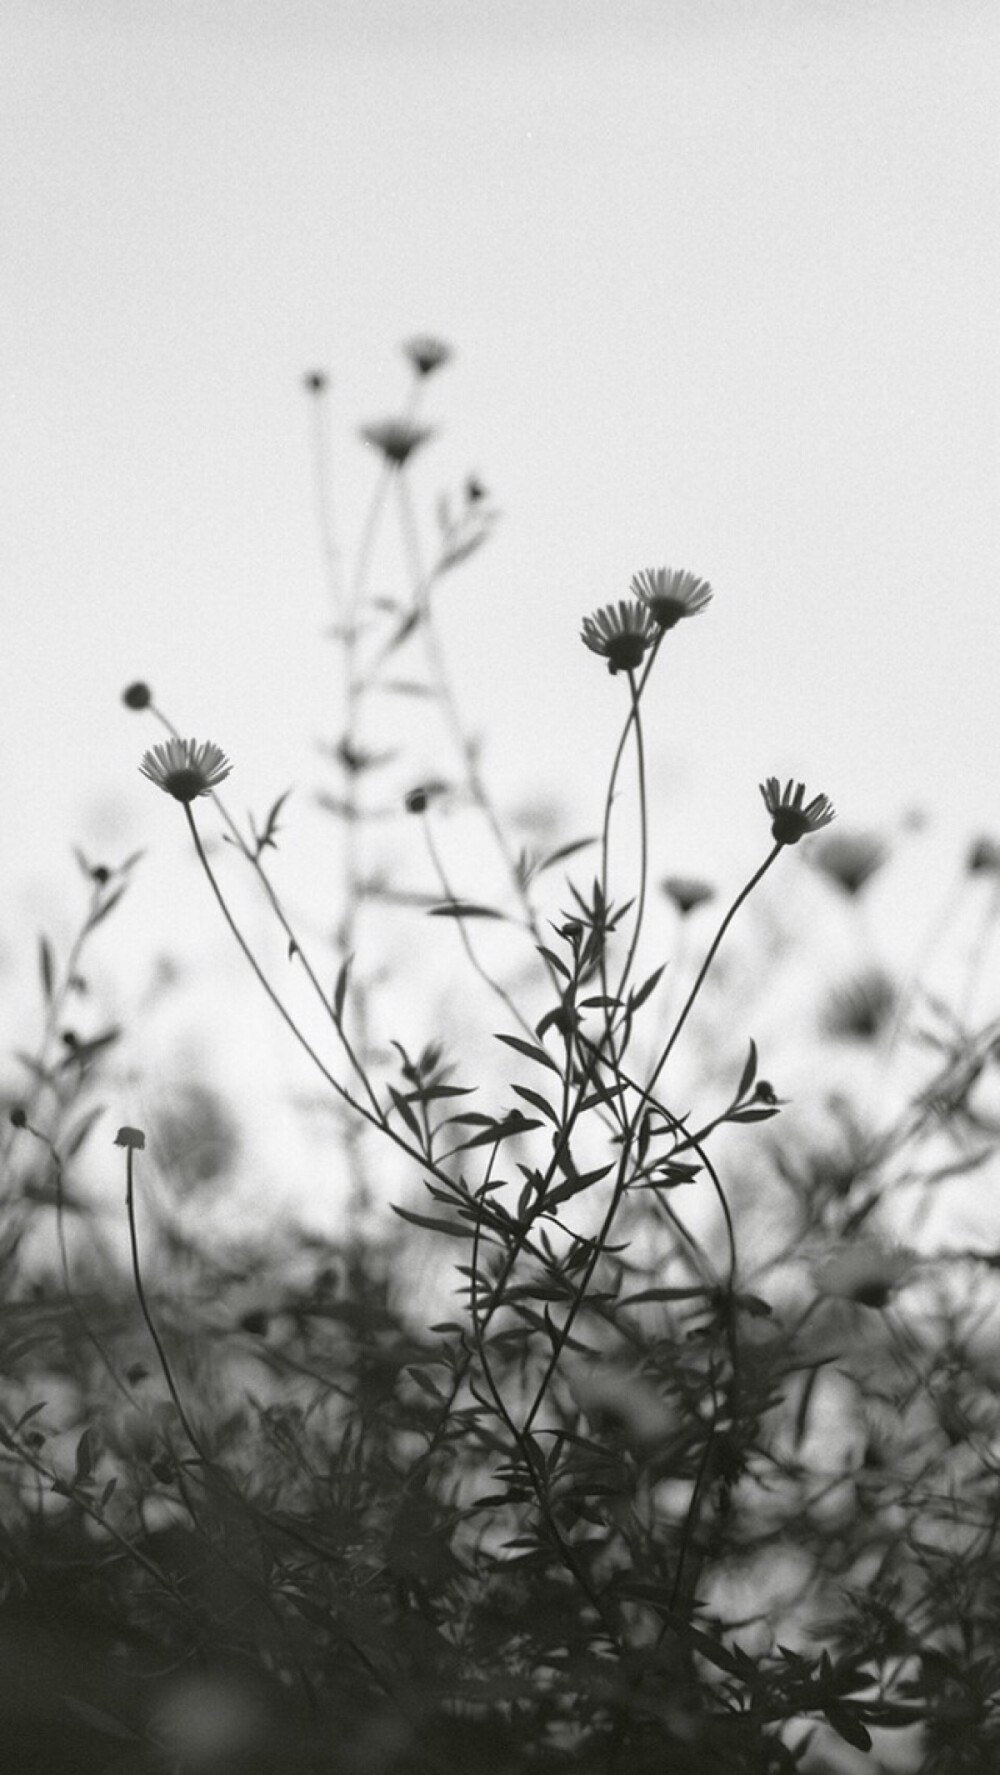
[
  {"left": 968, "top": 836, "right": 1000, "bottom": 875},
  {"left": 360, "top": 418, "right": 434, "bottom": 467},
  {"left": 811, "top": 831, "right": 887, "bottom": 895},
  {"left": 151, "top": 1672, "right": 273, "bottom": 1771},
  {"left": 661, "top": 876, "right": 715, "bottom": 915},
  {"left": 114, "top": 1125, "right": 146, "bottom": 1149},
  {"left": 823, "top": 969, "right": 897, "bottom": 1042},
  {"left": 122, "top": 681, "right": 152, "bottom": 710},
  {"left": 405, "top": 779, "right": 449, "bottom": 815},
  {"left": 139, "top": 739, "right": 232, "bottom": 803},
  {"left": 760, "top": 777, "right": 836, "bottom": 845},
  {"left": 566, "top": 1359, "right": 677, "bottom": 1452},
  {"left": 814, "top": 1242, "right": 915, "bottom": 1309},
  {"left": 580, "top": 599, "right": 658, "bottom": 675},
  {"left": 402, "top": 335, "right": 452, "bottom": 377},
  {"left": 630, "top": 566, "right": 713, "bottom": 631},
  {"left": 302, "top": 370, "right": 328, "bottom": 393}
]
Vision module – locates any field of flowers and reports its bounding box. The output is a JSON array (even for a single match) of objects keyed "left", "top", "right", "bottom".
[{"left": 3, "top": 340, "right": 1000, "bottom": 1774}]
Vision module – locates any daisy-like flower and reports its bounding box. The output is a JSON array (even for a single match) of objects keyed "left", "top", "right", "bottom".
[
  {"left": 630, "top": 566, "right": 713, "bottom": 631},
  {"left": 565, "top": 1359, "right": 677, "bottom": 1453},
  {"left": 760, "top": 777, "right": 836, "bottom": 845},
  {"left": 814, "top": 1242, "right": 915, "bottom": 1310},
  {"left": 402, "top": 335, "right": 452, "bottom": 377},
  {"left": 360, "top": 418, "right": 434, "bottom": 468},
  {"left": 661, "top": 875, "right": 715, "bottom": 915},
  {"left": 139, "top": 738, "right": 232, "bottom": 803},
  {"left": 580, "top": 599, "right": 659, "bottom": 675},
  {"left": 811, "top": 831, "right": 887, "bottom": 896},
  {"left": 968, "top": 836, "right": 1000, "bottom": 875},
  {"left": 823, "top": 968, "right": 897, "bottom": 1043}
]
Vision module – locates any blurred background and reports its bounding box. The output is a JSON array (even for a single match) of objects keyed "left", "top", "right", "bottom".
[{"left": 3, "top": 0, "right": 997, "bottom": 1228}]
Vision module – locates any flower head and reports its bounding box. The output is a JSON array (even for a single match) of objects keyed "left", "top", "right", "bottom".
[
  {"left": 811, "top": 831, "right": 887, "bottom": 895},
  {"left": 580, "top": 599, "right": 659, "bottom": 675},
  {"left": 122, "top": 681, "right": 152, "bottom": 711},
  {"left": 661, "top": 875, "right": 715, "bottom": 916},
  {"left": 760, "top": 777, "right": 835, "bottom": 845},
  {"left": 402, "top": 335, "right": 452, "bottom": 377},
  {"left": 630, "top": 566, "right": 713, "bottom": 631},
  {"left": 814, "top": 1242, "right": 915, "bottom": 1310},
  {"left": 139, "top": 738, "right": 232, "bottom": 803},
  {"left": 823, "top": 968, "right": 897, "bottom": 1043},
  {"left": 565, "top": 1359, "right": 677, "bottom": 1453},
  {"left": 360, "top": 418, "right": 434, "bottom": 467},
  {"left": 114, "top": 1125, "right": 146, "bottom": 1150},
  {"left": 968, "top": 836, "right": 1000, "bottom": 875}
]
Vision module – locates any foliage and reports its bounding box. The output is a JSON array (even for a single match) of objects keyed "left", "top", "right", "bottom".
[{"left": 3, "top": 341, "right": 1000, "bottom": 1773}]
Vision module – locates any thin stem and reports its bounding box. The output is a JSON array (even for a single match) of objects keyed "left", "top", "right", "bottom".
[
  {"left": 645, "top": 843, "right": 783, "bottom": 1099},
  {"left": 124, "top": 1143, "right": 208, "bottom": 1464}
]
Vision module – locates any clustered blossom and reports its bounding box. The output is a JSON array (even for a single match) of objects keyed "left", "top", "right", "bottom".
[
  {"left": 630, "top": 566, "right": 713, "bottom": 630},
  {"left": 760, "top": 777, "right": 836, "bottom": 845},
  {"left": 139, "top": 739, "right": 232, "bottom": 803},
  {"left": 360, "top": 419, "right": 434, "bottom": 468},
  {"left": 580, "top": 600, "right": 659, "bottom": 675}
]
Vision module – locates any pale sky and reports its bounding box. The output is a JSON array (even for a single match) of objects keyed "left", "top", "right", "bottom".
[{"left": 3, "top": 1, "right": 998, "bottom": 1224}]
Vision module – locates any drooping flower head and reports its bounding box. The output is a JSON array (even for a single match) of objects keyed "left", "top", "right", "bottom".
[
  {"left": 139, "top": 739, "right": 232, "bottom": 804},
  {"left": 402, "top": 335, "right": 452, "bottom": 377},
  {"left": 580, "top": 600, "right": 659, "bottom": 675},
  {"left": 360, "top": 418, "right": 434, "bottom": 468},
  {"left": 631, "top": 566, "right": 713, "bottom": 631},
  {"left": 760, "top": 777, "right": 836, "bottom": 845}
]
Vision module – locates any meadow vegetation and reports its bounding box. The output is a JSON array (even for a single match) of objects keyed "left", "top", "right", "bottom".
[{"left": 3, "top": 340, "right": 1000, "bottom": 1774}]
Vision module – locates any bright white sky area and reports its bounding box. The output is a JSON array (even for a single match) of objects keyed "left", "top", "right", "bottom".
[{"left": 3, "top": 0, "right": 999, "bottom": 1231}]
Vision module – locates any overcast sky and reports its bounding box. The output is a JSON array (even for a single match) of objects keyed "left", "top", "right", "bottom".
[{"left": 3, "top": 1, "right": 997, "bottom": 1218}]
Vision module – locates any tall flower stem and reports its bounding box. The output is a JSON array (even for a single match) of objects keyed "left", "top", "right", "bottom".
[
  {"left": 123, "top": 1141, "right": 208, "bottom": 1465},
  {"left": 645, "top": 843, "right": 782, "bottom": 1099}
]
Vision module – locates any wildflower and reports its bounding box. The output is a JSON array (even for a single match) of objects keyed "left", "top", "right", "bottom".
[
  {"left": 823, "top": 969, "right": 897, "bottom": 1042},
  {"left": 661, "top": 876, "right": 715, "bottom": 915},
  {"left": 302, "top": 370, "right": 328, "bottom": 393},
  {"left": 122, "top": 681, "right": 152, "bottom": 710},
  {"left": 968, "top": 836, "right": 1000, "bottom": 875},
  {"left": 814, "top": 1242, "right": 914, "bottom": 1310},
  {"left": 631, "top": 566, "right": 713, "bottom": 631},
  {"left": 566, "top": 1359, "right": 677, "bottom": 1452},
  {"left": 360, "top": 418, "right": 434, "bottom": 468},
  {"left": 580, "top": 599, "right": 659, "bottom": 675},
  {"left": 114, "top": 1125, "right": 146, "bottom": 1150},
  {"left": 811, "top": 831, "right": 887, "bottom": 895},
  {"left": 760, "top": 777, "right": 836, "bottom": 845},
  {"left": 139, "top": 738, "right": 232, "bottom": 803},
  {"left": 402, "top": 335, "right": 452, "bottom": 377},
  {"left": 405, "top": 780, "right": 449, "bottom": 814}
]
